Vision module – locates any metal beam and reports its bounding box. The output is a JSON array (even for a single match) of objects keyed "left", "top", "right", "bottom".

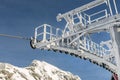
[{"left": 57, "top": 0, "right": 107, "bottom": 21}]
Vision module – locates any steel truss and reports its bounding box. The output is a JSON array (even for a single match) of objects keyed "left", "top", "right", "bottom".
[{"left": 31, "top": 0, "right": 120, "bottom": 79}]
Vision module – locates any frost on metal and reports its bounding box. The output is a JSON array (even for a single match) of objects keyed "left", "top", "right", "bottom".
[{"left": 30, "top": 0, "right": 120, "bottom": 80}]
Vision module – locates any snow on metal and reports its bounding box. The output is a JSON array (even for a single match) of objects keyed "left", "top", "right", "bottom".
[{"left": 31, "top": 0, "right": 120, "bottom": 80}]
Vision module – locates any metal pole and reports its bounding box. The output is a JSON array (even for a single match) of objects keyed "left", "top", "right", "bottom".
[
  {"left": 50, "top": 26, "right": 52, "bottom": 41},
  {"left": 79, "top": 13, "right": 83, "bottom": 25},
  {"left": 113, "top": 0, "right": 118, "bottom": 14},
  {"left": 107, "top": 0, "right": 113, "bottom": 16},
  {"left": 43, "top": 24, "right": 47, "bottom": 42},
  {"left": 34, "top": 28, "right": 37, "bottom": 43}
]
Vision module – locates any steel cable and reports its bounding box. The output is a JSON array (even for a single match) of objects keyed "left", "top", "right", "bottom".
[{"left": 0, "top": 34, "right": 31, "bottom": 40}]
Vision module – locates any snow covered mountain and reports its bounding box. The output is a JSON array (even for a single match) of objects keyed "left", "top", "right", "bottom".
[{"left": 0, "top": 60, "right": 81, "bottom": 80}]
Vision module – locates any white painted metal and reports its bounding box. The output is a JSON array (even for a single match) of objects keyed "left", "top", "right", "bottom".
[
  {"left": 57, "top": 0, "right": 108, "bottom": 21},
  {"left": 113, "top": 0, "right": 118, "bottom": 14},
  {"left": 31, "top": 0, "right": 120, "bottom": 79},
  {"left": 107, "top": 0, "right": 113, "bottom": 15},
  {"left": 43, "top": 24, "right": 47, "bottom": 42},
  {"left": 110, "top": 26, "right": 120, "bottom": 79}
]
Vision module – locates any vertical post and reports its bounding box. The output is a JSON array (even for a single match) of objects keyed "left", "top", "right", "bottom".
[
  {"left": 43, "top": 24, "right": 47, "bottom": 42},
  {"left": 97, "top": 44, "right": 100, "bottom": 55},
  {"left": 79, "top": 13, "right": 83, "bottom": 25},
  {"left": 107, "top": 0, "right": 113, "bottom": 16},
  {"left": 50, "top": 26, "right": 52, "bottom": 41},
  {"left": 88, "top": 16, "right": 91, "bottom": 24},
  {"left": 105, "top": 9, "right": 108, "bottom": 17},
  {"left": 110, "top": 26, "right": 120, "bottom": 80},
  {"left": 88, "top": 40, "right": 90, "bottom": 51},
  {"left": 34, "top": 28, "right": 37, "bottom": 43},
  {"left": 91, "top": 41, "right": 93, "bottom": 53},
  {"left": 84, "top": 13, "right": 86, "bottom": 26},
  {"left": 63, "top": 23, "right": 68, "bottom": 36},
  {"left": 113, "top": 0, "right": 118, "bottom": 14}
]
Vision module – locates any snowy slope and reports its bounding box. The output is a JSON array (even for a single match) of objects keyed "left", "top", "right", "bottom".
[{"left": 0, "top": 60, "right": 81, "bottom": 80}]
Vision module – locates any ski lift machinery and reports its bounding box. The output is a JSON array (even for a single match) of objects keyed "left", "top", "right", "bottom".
[{"left": 0, "top": 0, "right": 120, "bottom": 80}]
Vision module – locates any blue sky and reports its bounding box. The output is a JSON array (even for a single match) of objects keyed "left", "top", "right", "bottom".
[{"left": 0, "top": 0, "right": 119, "bottom": 80}]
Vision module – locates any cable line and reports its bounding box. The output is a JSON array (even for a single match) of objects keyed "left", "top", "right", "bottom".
[{"left": 0, "top": 34, "right": 31, "bottom": 40}]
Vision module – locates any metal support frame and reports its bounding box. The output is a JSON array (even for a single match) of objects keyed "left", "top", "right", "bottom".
[
  {"left": 110, "top": 26, "right": 120, "bottom": 80},
  {"left": 57, "top": 0, "right": 108, "bottom": 21},
  {"left": 32, "top": 0, "right": 120, "bottom": 79},
  {"left": 56, "top": 0, "right": 117, "bottom": 35}
]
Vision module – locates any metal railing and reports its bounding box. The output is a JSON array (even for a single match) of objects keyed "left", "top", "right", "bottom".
[
  {"left": 34, "top": 24, "right": 114, "bottom": 64},
  {"left": 34, "top": 24, "right": 63, "bottom": 43}
]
